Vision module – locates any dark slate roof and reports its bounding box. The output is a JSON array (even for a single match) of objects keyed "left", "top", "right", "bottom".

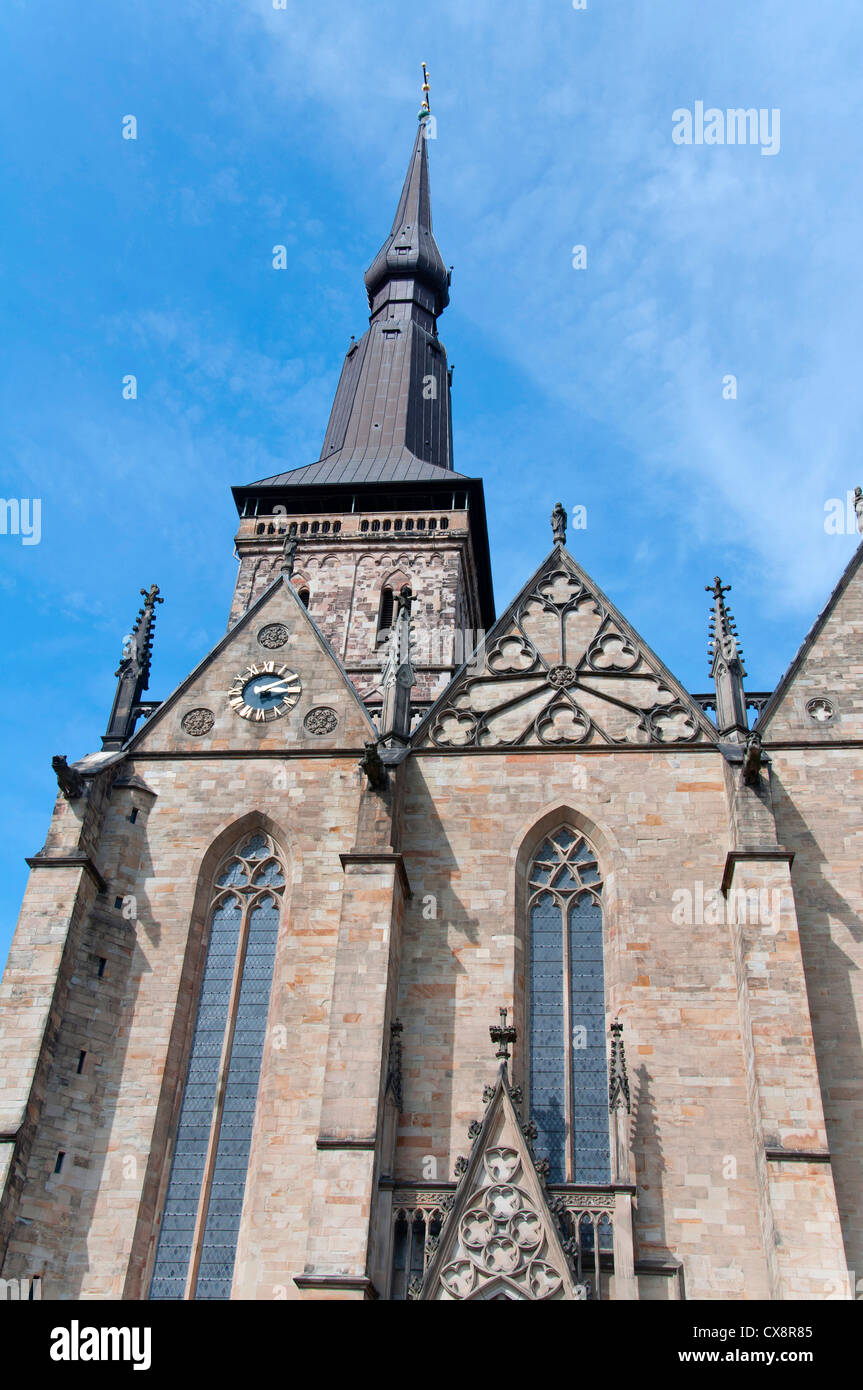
[
  {"left": 248, "top": 455, "right": 470, "bottom": 489},
  {"left": 363, "top": 116, "right": 450, "bottom": 315},
  {"left": 245, "top": 114, "right": 462, "bottom": 491}
]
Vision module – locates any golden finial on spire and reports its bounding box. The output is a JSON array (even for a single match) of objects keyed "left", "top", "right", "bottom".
[{"left": 420, "top": 62, "right": 431, "bottom": 116}]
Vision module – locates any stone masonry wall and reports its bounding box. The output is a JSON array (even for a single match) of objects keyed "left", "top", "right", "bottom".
[
  {"left": 229, "top": 508, "right": 486, "bottom": 712},
  {"left": 390, "top": 746, "right": 848, "bottom": 1300},
  {"left": 769, "top": 749, "right": 863, "bottom": 1292}
]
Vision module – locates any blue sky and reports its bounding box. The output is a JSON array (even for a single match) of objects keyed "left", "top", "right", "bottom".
[{"left": 2, "top": 1, "right": 862, "bottom": 966}]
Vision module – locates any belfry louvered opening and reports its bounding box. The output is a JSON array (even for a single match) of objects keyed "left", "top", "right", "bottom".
[
  {"left": 528, "top": 827, "right": 610, "bottom": 1184},
  {"left": 148, "top": 832, "right": 285, "bottom": 1300}
]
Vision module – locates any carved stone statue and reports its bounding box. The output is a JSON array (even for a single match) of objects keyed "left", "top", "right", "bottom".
[
  {"left": 359, "top": 741, "right": 387, "bottom": 791},
  {"left": 854, "top": 485, "right": 863, "bottom": 536},
  {"left": 551, "top": 501, "right": 567, "bottom": 546},
  {"left": 742, "top": 730, "right": 763, "bottom": 786},
  {"left": 281, "top": 534, "right": 298, "bottom": 576},
  {"left": 52, "top": 755, "right": 85, "bottom": 801}
]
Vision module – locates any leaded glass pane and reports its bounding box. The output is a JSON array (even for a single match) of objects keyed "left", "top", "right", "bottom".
[
  {"left": 551, "top": 829, "right": 577, "bottom": 852},
  {"left": 149, "top": 833, "right": 285, "bottom": 1302},
  {"left": 239, "top": 834, "right": 268, "bottom": 860},
  {"left": 217, "top": 861, "right": 247, "bottom": 887},
  {"left": 195, "top": 895, "right": 280, "bottom": 1299},
  {"left": 569, "top": 893, "right": 610, "bottom": 1183},
  {"left": 251, "top": 859, "right": 285, "bottom": 888},
  {"left": 530, "top": 892, "right": 566, "bottom": 1182},
  {"left": 528, "top": 829, "right": 610, "bottom": 1185},
  {"left": 148, "top": 896, "right": 243, "bottom": 1299}
]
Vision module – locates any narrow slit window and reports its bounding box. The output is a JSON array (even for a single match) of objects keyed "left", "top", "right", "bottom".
[{"left": 378, "top": 587, "right": 395, "bottom": 633}]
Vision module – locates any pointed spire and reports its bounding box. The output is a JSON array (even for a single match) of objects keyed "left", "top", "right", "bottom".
[
  {"left": 380, "top": 585, "right": 416, "bottom": 742},
  {"left": 706, "top": 576, "right": 748, "bottom": 740},
  {"left": 363, "top": 91, "right": 450, "bottom": 320},
  {"left": 102, "top": 584, "right": 163, "bottom": 750},
  {"left": 304, "top": 89, "right": 456, "bottom": 482}
]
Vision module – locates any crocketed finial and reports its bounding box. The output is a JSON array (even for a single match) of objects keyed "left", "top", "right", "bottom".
[
  {"left": 608, "top": 1018, "right": 631, "bottom": 1114},
  {"left": 380, "top": 585, "right": 415, "bottom": 743},
  {"left": 706, "top": 576, "right": 746, "bottom": 675},
  {"left": 102, "top": 584, "right": 164, "bottom": 751},
  {"left": 706, "top": 575, "right": 748, "bottom": 741},
  {"left": 490, "top": 1007, "right": 517, "bottom": 1062}
]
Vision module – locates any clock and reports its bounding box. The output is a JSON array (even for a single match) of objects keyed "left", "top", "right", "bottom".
[{"left": 229, "top": 662, "right": 302, "bottom": 722}]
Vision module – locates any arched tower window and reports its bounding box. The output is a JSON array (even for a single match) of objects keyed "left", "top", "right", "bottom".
[
  {"left": 148, "top": 831, "right": 286, "bottom": 1300},
  {"left": 527, "top": 827, "right": 609, "bottom": 1184}
]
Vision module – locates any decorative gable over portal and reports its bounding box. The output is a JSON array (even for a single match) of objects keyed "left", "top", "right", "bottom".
[
  {"left": 418, "top": 1063, "right": 584, "bottom": 1301},
  {"left": 416, "top": 547, "right": 716, "bottom": 748}
]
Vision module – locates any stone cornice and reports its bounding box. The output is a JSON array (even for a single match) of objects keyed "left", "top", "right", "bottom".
[
  {"left": 316, "top": 1136, "right": 377, "bottom": 1151},
  {"left": 721, "top": 848, "right": 795, "bottom": 896},
  {"left": 765, "top": 1147, "right": 831, "bottom": 1163},
  {"left": 339, "top": 851, "right": 412, "bottom": 899},
  {"left": 293, "top": 1274, "right": 379, "bottom": 1298},
  {"left": 760, "top": 738, "right": 863, "bottom": 750},
  {"left": 25, "top": 853, "right": 107, "bottom": 894}
]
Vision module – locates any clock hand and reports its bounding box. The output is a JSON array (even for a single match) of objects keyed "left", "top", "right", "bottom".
[{"left": 256, "top": 680, "right": 288, "bottom": 694}]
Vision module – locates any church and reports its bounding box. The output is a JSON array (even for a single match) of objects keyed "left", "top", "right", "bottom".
[{"left": 0, "top": 88, "right": 860, "bottom": 1302}]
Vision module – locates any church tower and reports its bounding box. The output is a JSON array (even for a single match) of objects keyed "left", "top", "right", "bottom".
[
  {"left": 0, "top": 80, "right": 859, "bottom": 1307},
  {"left": 229, "top": 109, "right": 494, "bottom": 721}
]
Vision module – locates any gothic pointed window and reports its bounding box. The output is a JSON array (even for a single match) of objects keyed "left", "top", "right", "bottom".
[
  {"left": 148, "top": 831, "right": 286, "bottom": 1300},
  {"left": 528, "top": 828, "right": 610, "bottom": 1184}
]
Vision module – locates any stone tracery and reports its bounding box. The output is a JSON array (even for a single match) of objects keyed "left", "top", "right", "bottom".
[{"left": 423, "top": 556, "right": 710, "bottom": 749}]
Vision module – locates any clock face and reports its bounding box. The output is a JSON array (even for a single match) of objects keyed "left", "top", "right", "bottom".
[{"left": 229, "top": 662, "right": 302, "bottom": 722}]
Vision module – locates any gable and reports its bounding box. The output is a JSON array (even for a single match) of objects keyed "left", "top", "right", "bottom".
[
  {"left": 127, "top": 575, "right": 376, "bottom": 753},
  {"left": 757, "top": 544, "right": 863, "bottom": 740},
  {"left": 419, "top": 1067, "right": 583, "bottom": 1301},
  {"left": 414, "top": 547, "right": 716, "bottom": 749}
]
